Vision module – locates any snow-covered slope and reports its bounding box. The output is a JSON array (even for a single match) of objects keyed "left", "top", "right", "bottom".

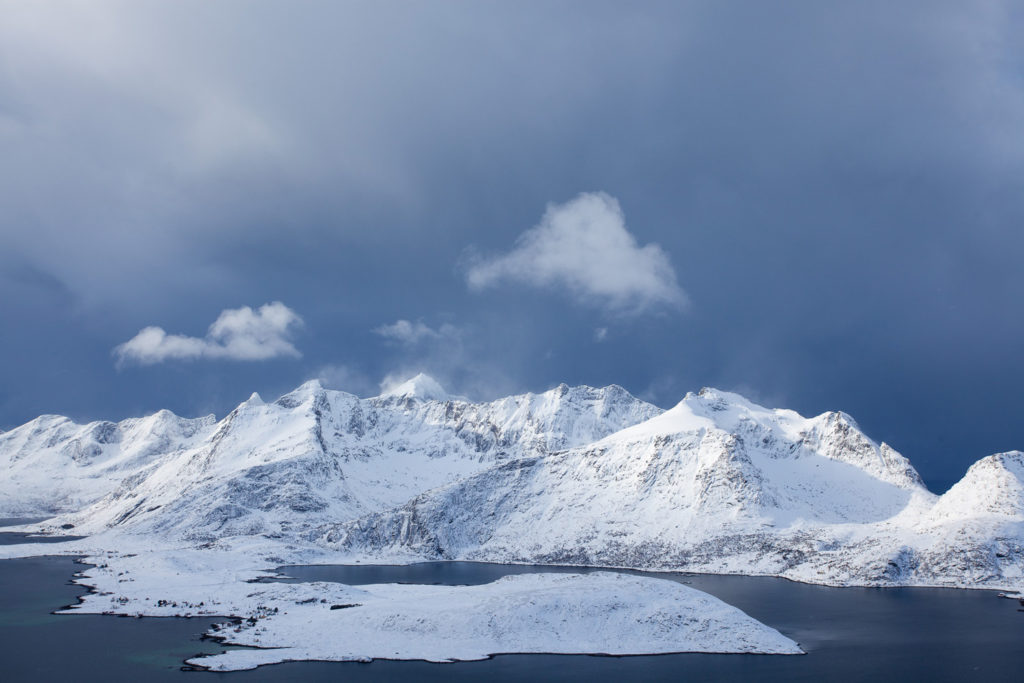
[
  {"left": 928, "top": 452, "right": 1024, "bottom": 521},
  {"left": 0, "top": 410, "right": 215, "bottom": 515},
  {"left": 4, "top": 378, "right": 1024, "bottom": 589}
]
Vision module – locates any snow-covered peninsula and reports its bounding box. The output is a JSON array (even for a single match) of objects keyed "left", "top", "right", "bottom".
[{"left": 36, "top": 546, "right": 800, "bottom": 670}]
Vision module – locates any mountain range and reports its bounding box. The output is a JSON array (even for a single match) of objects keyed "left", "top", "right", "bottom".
[{"left": 2, "top": 374, "right": 1021, "bottom": 588}]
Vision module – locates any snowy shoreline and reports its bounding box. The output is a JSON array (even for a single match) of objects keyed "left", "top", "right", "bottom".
[
  {"left": 4, "top": 532, "right": 1024, "bottom": 593},
  {"left": 2, "top": 526, "right": 1019, "bottom": 671},
  {"left": 2, "top": 539, "right": 803, "bottom": 671}
]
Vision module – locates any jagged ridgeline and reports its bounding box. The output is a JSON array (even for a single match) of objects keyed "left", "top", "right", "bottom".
[{"left": 2, "top": 375, "right": 1022, "bottom": 588}]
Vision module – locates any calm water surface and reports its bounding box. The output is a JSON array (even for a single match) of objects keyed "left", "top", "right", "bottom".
[{"left": 2, "top": 552, "right": 1023, "bottom": 681}]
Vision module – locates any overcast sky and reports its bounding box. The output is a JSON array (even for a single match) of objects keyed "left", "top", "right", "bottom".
[{"left": 2, "top": 1, "right": 1022, "bottom": 486}]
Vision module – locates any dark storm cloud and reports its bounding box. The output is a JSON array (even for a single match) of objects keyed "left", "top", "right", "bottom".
[{"left": 1, "top": 1, "right": 1023, "bottom": 484}]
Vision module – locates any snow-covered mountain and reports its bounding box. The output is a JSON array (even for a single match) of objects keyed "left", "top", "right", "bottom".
[
  {"left": 320, "top": 389, "right": 1024, "bottom": 588},
  {"left": 0, "top": 410, "right": 216, "bottom": 515},
  {"left": 4, "top": 377, "right": 1023, "bottom": 589},
  {"left": 2, "top": 377, "right": 660, "bottom": 535}
]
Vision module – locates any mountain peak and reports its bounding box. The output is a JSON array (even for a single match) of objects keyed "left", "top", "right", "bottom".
[
  {"left": 297, "top": 378, "right": 324, "bottom": 392},
  {"left": 930, "top": 451, "right": 1024, "bottom": 520},
  {"left": 540, "top": 382, "right": 636, "bottom": 402},
  {"left": 963, "top": 451, "right": 1024, "bottom": 486},
  {"left": 379, "top": 373, "right": 448, "bottom": 401},
  {"left": 274, "top": 379, "right": 325, "bottom": 408}
]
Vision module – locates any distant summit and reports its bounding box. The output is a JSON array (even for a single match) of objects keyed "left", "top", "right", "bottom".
[{"left": 379, "top": 373, "right": 449, "bottom": 401}]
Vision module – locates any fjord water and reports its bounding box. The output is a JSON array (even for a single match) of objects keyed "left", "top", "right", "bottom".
[
  {"left": 0, "top": 556, "right": 237, "bottom": 681},
  {"left": 3, "top": 554, "right": 1023, "bottom": 682}
]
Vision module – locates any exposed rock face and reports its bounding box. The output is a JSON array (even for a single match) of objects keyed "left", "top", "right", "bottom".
[{"left": 3, "top": 377, "right": 1023, "bottom": 589}]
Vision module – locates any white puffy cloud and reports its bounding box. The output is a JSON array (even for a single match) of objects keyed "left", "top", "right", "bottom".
[
  {"left": 466, "top": 192, "right": 688, "bottom": 313},
  {"left": 114, "top": 302, "right": 302, "bottom": 365},
  {"left": 373, "top": 319, "right": 461, "bottom": 345}
]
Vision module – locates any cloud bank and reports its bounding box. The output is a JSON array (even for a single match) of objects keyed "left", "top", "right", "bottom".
[
  {"left": 467, "top": 193, "right": 687, "bottom": 313},
  {"left": 373, "top": 319, "right": 461, "bottom": 345},
  {"left": 115, "top": 302, "right": 302, "bottom": 365}
]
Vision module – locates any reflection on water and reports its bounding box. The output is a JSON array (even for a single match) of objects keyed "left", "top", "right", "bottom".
[{"left": 2, "top": 556, "right": 1023, "bottom": 682}]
